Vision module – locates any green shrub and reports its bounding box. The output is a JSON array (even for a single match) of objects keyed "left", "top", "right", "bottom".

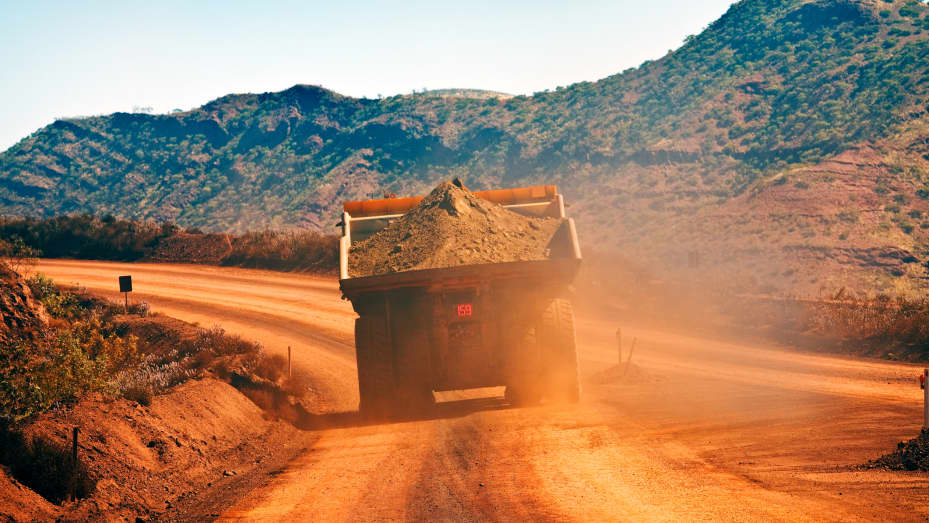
[
  {"left": 0, "top": 214, "right": 168, "bottom": 261},
  {"left": 27, "top": 274, "right": 83, "bottom": 319},
  {"left": 838, "top": 209, "right": 859, "bottom": 223},
  {"left": 0, "top": 237, "right": 40, "bottom": 274},
  {"left": 26, "top": 272, "right": 56, "bottom": 300},
  {"left": 0, "top": 319, "right": 138, "bottom": 422},
  {"left": 900, "top": 2, "right": 923, "bottom": 18},
  {"left": 0, "top": 340, "right": 49, "bottom": 421}
]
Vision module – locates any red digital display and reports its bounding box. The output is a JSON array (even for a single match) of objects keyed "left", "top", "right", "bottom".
[{"left": 457, "top": 303, "right": 473, "bottom": 317}]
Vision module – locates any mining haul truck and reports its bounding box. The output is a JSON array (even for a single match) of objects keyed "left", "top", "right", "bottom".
[{"left": 339, "top": 185, "right": 582, "bottom": 414}]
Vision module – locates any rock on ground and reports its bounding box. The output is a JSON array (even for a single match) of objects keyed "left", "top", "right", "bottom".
[{"left": 867, "top": 428, "right": 929, "bottom": 471}]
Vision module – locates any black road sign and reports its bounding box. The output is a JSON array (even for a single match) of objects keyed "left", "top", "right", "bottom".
[{"left": 119, "top": 275, "right": 132, "bottom": 293}]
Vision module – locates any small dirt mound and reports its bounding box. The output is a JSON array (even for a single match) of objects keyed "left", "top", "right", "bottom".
[
  {"left": 587, "top": 363, "right": 650, "bottom": 384},
  {"left": 349, "top": 181, "right": 563, "bottom": 277},
  {"left": 866, "top": 428, "right": 929, "bottom": 471}
]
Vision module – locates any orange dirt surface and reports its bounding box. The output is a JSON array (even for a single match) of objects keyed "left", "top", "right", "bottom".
[{"left": 34, "top": 259, "right": 929, "bottom": 521}]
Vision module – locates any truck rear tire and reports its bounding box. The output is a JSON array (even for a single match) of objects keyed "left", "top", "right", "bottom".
[
  {"left": 393, "top": 311, "right": 436, "bottom": 414},
  {"left": 504, "top": 382, "right": 542, "bottom": 405},
  {"left": 505, "top": 325, "right": 543, "bottom": 406},
  {"left": 539, "top": 298, "right": 580, "bottom": 402},
  {"left": 355, "top": 314, "right": 396, "bottom": 416}
]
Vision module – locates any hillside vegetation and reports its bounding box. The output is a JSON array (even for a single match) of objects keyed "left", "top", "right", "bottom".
[
  {"left": 0, "top": 214, "right": 338, "bottom": 272},
  {"left": 4, "top": 0, "right": 929, "bottom": 295}
]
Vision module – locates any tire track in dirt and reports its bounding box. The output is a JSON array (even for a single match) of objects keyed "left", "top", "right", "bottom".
[{"left": 403, "top": 410, "right": 565, "bottom": 521}]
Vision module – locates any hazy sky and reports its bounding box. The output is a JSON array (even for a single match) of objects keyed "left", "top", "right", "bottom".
[{"left": 0, "top": 1, "right": 736, "bottom": 152}]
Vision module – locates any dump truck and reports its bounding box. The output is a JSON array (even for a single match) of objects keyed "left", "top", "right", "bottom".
[{"left": 339, "top": 184, "right": 582, "bottom": 414}]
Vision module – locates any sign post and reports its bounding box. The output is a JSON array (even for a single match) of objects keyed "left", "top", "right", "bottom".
[{"left": 119, "top": 275, "right": 132, "bottom": 314}]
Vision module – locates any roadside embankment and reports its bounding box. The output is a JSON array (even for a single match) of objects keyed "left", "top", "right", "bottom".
[
  {"left": 2, "top": 378, "right": 312, "bottom": 521},
  {"left": 0, "top": 269, "right": 321, "bottom": 521}
]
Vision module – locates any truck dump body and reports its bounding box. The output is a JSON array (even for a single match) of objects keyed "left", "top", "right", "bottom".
[{"left": 339, "top": 182, "right": 582, "bottom": 414}]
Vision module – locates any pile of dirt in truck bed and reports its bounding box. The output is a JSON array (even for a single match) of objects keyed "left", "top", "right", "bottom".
[
  {"left": 866, "top": 428, "right": 929, "bottom": 471},
  {"left": 350, "top": 181, "right": 564, "bottom": 277}
]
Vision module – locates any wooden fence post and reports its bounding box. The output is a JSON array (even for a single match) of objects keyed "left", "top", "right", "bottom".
[
  {"left": 623, "top": 338, "right": 637, "bottom": 377},
  {"left": 70, "top": 427, "right": 79, "bottom": 501},
  {"left": 924, "top": 369, "right": 928, "bottom": 429},
  {"left": 616, "top": 328, "right": 622, "bottom": 365}
]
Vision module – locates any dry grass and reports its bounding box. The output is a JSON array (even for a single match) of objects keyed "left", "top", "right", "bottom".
[
  {"left": 223, "top": 230, "right": 338, "bottom": 273},
  {"left": 803, "top": 294, "right": 929, "bottom": 353},
  {"left": 807, "top": 295, "right": 929, "bottom": 345},
  {"left": 715, "top": 292, "right": 929, "bottom": 360}
]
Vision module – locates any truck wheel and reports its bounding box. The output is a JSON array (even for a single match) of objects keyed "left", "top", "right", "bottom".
[
  {"left": 396, "top": 386, "right": 436, "bottom": 414},
  {"left": 504, "top": 383, "right": 541, "bottom": 406},
  {"left": 505, "top": 326, "right": 543, "bottom": 406},
  {"left": 392, "top": 300, "right": 435, "bottom": 415},
  {"left": 539, "top": 298, "right": 580, "bottom": 402},
  {"left": 355, "top": 314, "right": 395, "bottom": 416}
]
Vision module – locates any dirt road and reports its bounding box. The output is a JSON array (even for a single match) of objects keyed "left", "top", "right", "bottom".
[{"left": 37, "top": 259, "right": 929, "bottom": 521}]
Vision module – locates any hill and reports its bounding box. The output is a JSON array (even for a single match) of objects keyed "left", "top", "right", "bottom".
[{"left": 3, "top": 0, "right": 929, "bottom": 295}]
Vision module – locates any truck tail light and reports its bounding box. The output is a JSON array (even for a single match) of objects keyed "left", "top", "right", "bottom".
[{"left": 457, "top": 303, "right": 472, "bottom": 317}]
